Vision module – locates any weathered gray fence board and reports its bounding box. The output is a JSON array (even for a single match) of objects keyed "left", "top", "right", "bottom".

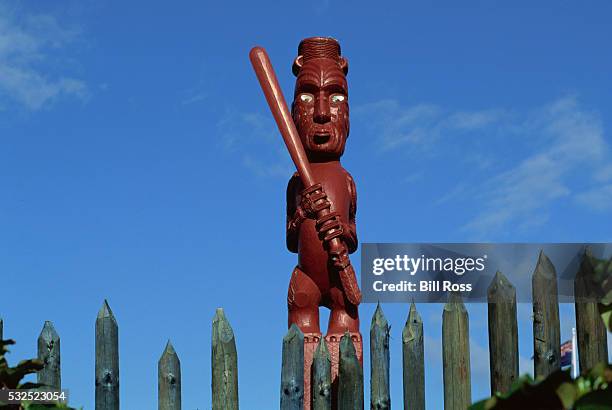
[
  {"left": 37, "top": 321, "right": 61, "bottom": 389},
  {"left": 532, "top": 251, "right": 561, "bottom": 379},
  {"left": 281, "top": 324, "right": 304, "bottom": 410},
  {"left": 403, "top": 302, "right": 425, "bottom": 410},
  {"left": 487, "top": 271, "right": 518, "bottom": 395},
  {"left": 370, "top": 304, "right": 390, "bottom": 410},
  {"left": 95, "top": 300, "right": 119, "bottom": 410},
  {"left": 443, "top": 292, "right": 471, "bottom": 410},
  {"left": 575, "top": 250, "right": 609, "bottom": 371},
  {"left": 212, "top": 308, "right": 239, "bottom": 410},
  {"left": 338, "top": 332, "right": 363, "bottom": 410},
  {"left": 312, "top": 338, "right": 331, "bottom": 410},
  {"left": 158, "top": 340, "right": 181, "bottom": 410}
]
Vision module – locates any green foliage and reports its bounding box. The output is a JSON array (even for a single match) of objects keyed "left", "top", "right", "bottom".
[
  {"left": 20, "top": 405, "right": 77, "bottom": 410},
  {"left": 576, "top": 253, "right": 612, "bottom": 332},
  {"left": 0, "top": 339, "right": 44, "bottom": 391},
  {"left": 590, "top": 255, "right": 612, "bottom": 332},
  {"left": 469, "top": 360, "right": 611, "bottom": 409},
  {"left": 20, "top": 404, "right": 80, "bottom": 410},
  {"left": 0, "top": 339, "right": 76, "bottom": 410}
]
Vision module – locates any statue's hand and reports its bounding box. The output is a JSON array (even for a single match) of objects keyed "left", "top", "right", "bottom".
[
  {"left": 300, "top": 183, "right": 332, "bottom": 219},
  {"left": 300, "top": 184, "right": 345, "bottom": 247},
  {"left": 315, "top": 211, "right": 344, "bottom": 246}
]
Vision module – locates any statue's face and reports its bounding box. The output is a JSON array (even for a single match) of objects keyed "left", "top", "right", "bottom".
[{"left": 292, "top": 58, "right": 349, "bottom": 161}]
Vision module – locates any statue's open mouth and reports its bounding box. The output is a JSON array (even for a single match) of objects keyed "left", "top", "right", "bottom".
[{"left": 313, "top": 132, "right": 330, "bottom": 145}]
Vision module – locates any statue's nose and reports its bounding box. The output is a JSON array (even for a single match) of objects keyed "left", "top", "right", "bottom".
[{"left": 314, "top": 93, "right": 331, "bottom": 124}]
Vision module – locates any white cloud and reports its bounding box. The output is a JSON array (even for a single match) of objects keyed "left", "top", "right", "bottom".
[
  {"left": 242, "top": 154, "right": 292, "bottom": 179},
  {"left": 464, "top": 96, "right": 609, "bottom": 234},
  {"left": 446, "top": 109, "right": 506, "bottom": 130},
  {"left": 595, "top": 165, "right": 612, "bottom": 182},
  {"left": 463, "top": 153, "right": 571, "bottom": 233},
  {"left": 402, "top": 171, "right": 424, "bottom": 184},
  {"left": 355, "top": 100, "right": 442, "bottom": 151},
  {"left": 355, "top": 100, "right": 505, "bottom": 154},
  {"left": 313, "top": 0, "right": 331, "bottom": 14},
  {"left": 434, "top": 183, "right": 469, "bottom": 205},
  {"left": 217, "top": 109, "right": 293, "bottom": 179},
  {"left": 575, "top": 184, "right": 612, "bottom": 212},
  {"left": 181, "top": 92, "right": 206, "bottom": 106},
  {"left": 0, "top": 5, "right": 86, "bottom": 110},
  {"left": 181, "top": 79, "right": 207, "bottom": 106},
  {"left": 360, "top": 95, "right": 610, "bottom": 235}
]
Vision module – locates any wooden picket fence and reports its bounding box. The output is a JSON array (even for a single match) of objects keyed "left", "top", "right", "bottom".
[{"left": 3, "top": 250, "right": 609, "bottom": 409}]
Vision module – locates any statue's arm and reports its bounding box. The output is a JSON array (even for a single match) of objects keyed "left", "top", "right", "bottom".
[
  {"left": 286, "top": 173, "right": 302, "bottom": 253},
  {"left": 344, "top": 172, "right": 358, "bottom": 254}
]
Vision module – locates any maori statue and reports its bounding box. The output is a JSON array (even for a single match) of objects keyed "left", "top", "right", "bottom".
[{"left": 250, "top": 37, "right": 362, "bottom": 409}]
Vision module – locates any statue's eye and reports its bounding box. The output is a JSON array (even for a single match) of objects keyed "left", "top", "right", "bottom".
[
  {"left": 331, "top": 94, "right": 346, "bottom": 103},
  {"left": 299, "top": 94, "right": 313, "bottom": 103}
]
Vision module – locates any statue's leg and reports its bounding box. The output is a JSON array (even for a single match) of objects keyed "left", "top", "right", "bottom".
[
  {"left": 288, "top": 266, "right": 322, "bottom": 410},
  {"left": 325, "top": 286, "right": 363, "bottom": 391}
]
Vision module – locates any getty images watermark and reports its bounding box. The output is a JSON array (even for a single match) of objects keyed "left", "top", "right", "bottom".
[
  {"left": 372, "top": 253, "right": 488, "bottom": 292},
  {"left": 360, "top": 243, "right": 612, "bottom": 303}
]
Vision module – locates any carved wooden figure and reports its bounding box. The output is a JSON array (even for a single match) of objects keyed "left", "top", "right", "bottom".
[{"left": 250, "top": 37, "right": 362, "bottom": 410}]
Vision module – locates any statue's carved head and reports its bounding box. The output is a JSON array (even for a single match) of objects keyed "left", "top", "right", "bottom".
[{"left": 292, "top": 37, "right": 349, "bottom": 162}]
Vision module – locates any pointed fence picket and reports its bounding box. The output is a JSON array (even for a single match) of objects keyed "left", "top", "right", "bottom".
[
  {"left": 487, "top": 271, "right": 519, "bottom": 394},
  {"left": 37, "top": 321, "right": 61, "bottom": 389},
  {"left": 442, "top": 293, "right": 471, "bottom": 410},
  {"left": 281, "top": 324, "right": 305, "bottom": 410},
  {"left": 158, "top": 341, "right": 181, "bottom": 410},
  {"left": 370, "top": 304, "right": 390, "bottom": 409},
  {"left": 532, "top": 251, "right": 562, "bottom": 379},
  {"left": 312, "top": 338, "right": 332, "bottom": 410},
  {"left": 574, "top": 249, "right": 609, "bottom": 371},
  {"left": 403, "top": 302, "right": 425, "bottom": 410},
  {"left": 95, "top": 300, "right": 120, "bottom": 410},
  {"left": 337, "top": 333, "right": 363, "bottom": 410},
  {"left": 212, "top": 308, "right": 239, "bottom": 410}
]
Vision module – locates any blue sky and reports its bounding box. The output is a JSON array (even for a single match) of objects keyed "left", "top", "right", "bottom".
[{"left": 1, "top": 0, "right": 611, "bottom": 408}]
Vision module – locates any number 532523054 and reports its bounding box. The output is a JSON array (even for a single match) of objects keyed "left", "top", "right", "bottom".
[{"left": 0, "top": 389, "right": 67, "bottom": 404}]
